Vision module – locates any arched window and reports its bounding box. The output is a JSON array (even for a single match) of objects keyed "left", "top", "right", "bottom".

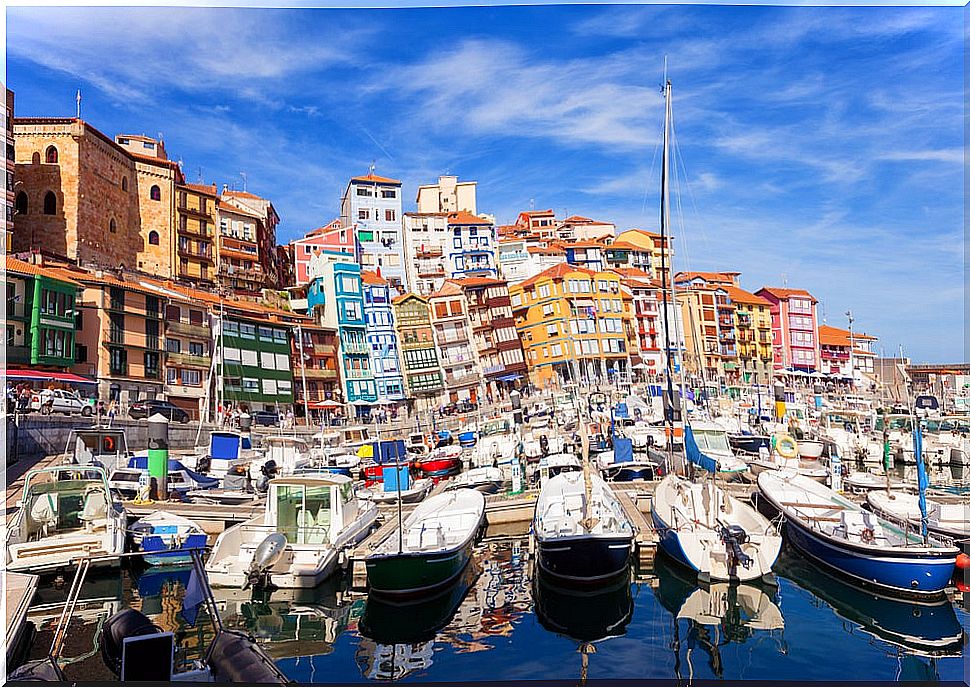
[
  {"left": 31, "top": 152, "right": 40, "bottom": 165},
  {"left": 109, "top": 219, "right": 117, "bottom": 234},
  {"left": 43, "top": 191, "right": 57, "bottom": 215},
  {"left": 14, "top": 192, "right": 28, "bottom": 215},
  {"left": 150, "top": 185, "right": 161, "bottom": 201},
  {"left": 45, "top": 146, "right": 58, "bottom": 164},
  {"left": 148, "top": 230, "right": 159, "bottom": 245},
  {"left": 121, "top": 177, "right": 128, "bottom": 192}
]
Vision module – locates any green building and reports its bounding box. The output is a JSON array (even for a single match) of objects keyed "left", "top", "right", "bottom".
[
  {"left": 6, "top": 257, "right": 80, "bottom": 370},
  {"left": 217, "top": 311, "right": 295, "bottom": 412}
]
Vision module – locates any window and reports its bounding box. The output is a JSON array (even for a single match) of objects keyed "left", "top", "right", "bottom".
[
  {"left": 189, "top": 341, "right": 205, "bottom": 356},
  {"left": 239, "top": 323, "right": 256, "bottom": 339},
  {"left": 257, "top": 326, "right": 274, "bottom": 341},
  {"left": 167, "top": 368, "right": 178, "bottom": 384},
  {"left": 109, "top": 348, "right": 127, "bottom": 376},
  {"left": 182, "top": 369, "right": 202, "bottom": 386},
  {"left": 242, "top": 378, "right": 260, "bottom": 392},
  {"left": 381, "top": 189, "right": 396, "bottom": 198},
  {"left": 75, "top": 343, "right": 88, "bottom": 363},
  {"left": 45, "top": 145, "right": 58, "bottom": 163},
  {"left": 166, "top": 338, "right": 181, "bottom": 353},
  {"left": 14, "top": 191, "right": 27, "bottom": 215},
  {"left": 165, "top": 304, "right": 181, "bottom": 321},
  {"left": 148, "top": 230, "right": 159, "bottom": 245},
  {"left": 538, "top": 284, "right": 550, "bottom": 298},
  {"left": 356, "top": 187, "right": 372, "bottom": 197},
  {"left": 109, "top": 218, "right": 117, "bottom": 233},
  {"left": 189, "top": 309, "right": 204, "bottom": 326},
  {"left": 150, "top": 185, "right": 161, "bottom": 201},
  {"left": 43, "top": 191, "right": 57, "bottom": 215},
  {"left": 121, "top": 177, "right": 128, "bottom": 191},
  {"left": 384, "top": 209, "right": 396, "bottom": 222},
  {"left": 358, "top": 209, "right": 370, "bottom": 220},
  {"left": 358, "top": 230, "right": 374, "bottom": 242}
]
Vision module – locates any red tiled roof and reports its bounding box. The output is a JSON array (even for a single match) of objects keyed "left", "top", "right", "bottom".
[
  {"left": 351, "top": 173, "right": 401, "bottom": 185},
  {"left": 723, "top": 285, "right": 772, "bottom": 306},
  {"left": 360, "top": 270, "right": 387, "bottom": 285},
  {"left": 819, "top": 324, "right": 877, "bottom": 347},
  {"left": 222, "top": 190, "right": 267, "bottom": 201},
  {"left": 518, "top": 262, "right": 595, "bottom": 289},
  {"left": 182, "top": 183, "right": 218, "bottom": 197},
  {"left": 447, "top": 210, "right": 490, "bottom": 225},
  {"left": 526, "top": 245, "right": 565, "bottom": 255},
  {"left": 429, "top": 281, "right": 464, "bottom": 298},
  {"left": 757, "top": 286, "right": 818, "bottom": 303},
  {"left": 448, "top": 277, "right": 505, "bottom": 288},
  {"left": 5, "top": 257, "right": 81, "bottom": 286},
  {"left": 128, "top": 151, "right": 180, "bottom": 170},
  {"left": 562, "top": 215, "right": 612, "bottom": 225},
  {"left": 217, "top": 200, "right": 262, "bottom": 220},
  {"left": 676, "top": 271, "right": 740, "bottom": 284}
]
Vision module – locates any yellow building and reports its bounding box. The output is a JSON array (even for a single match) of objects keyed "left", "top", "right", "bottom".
[
  {"left": 724, "top": 285, "right": 774, "bottom": 384},
  {"left": 510, "top": 263, "right": 632, "bottom": 388},
  {"left": 605, "top": 228, "right": 673, "bottom": 278},
  {"left": 175, "top": 183, "right": 217, "bottom": 286}
]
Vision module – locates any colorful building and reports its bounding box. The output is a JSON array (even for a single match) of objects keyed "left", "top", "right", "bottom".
[
  {"left": 308, "top": 258, "right": 376, "bottom": 408},
  {"left": 557, "top": 215, "right": 616, "bottom": 242},
  {"left": 451, "top": 277, "right": 528, "bottom": 396},
  {"left": 819, "top": 324, "right": 877, "bottom": 381},
  {"left": 611, "top": 268, "right": 663, "bottom": 376},
  {"left": 216, "top": 200, "right": 264, "bottom": 294},
  {"left": 5, "top": 89, "right": 14, "bottom": 252},
  {"left": 5, "top": 256, "right": 80, "bottom": 371},
  {"left": 723, "top": 285, "right": 774, "bottom": 385},
  {"left": 175, "top": 182, "right": 217, "bottom": 287},
  {"left": 605, "top": 229, "right": 672, "bottom": 279},
  {"left": 429, "top": 282, "right": 481, "bottom": 404},
  {"left": 562, "top": 239, "right": 607, "bottom": 272},
  {"left": 161, "top": 294, "right": 212, "bottom": 419},
  {"left": 290, "top": 219, "right": 357, "bottom": 287},
  {"left": 221, "top": 189, "right": 282, "bottom": 289},
  {"left": 755, "top": 287, "right": 821, "bottom": 373},
  {"left": 362, "top": 270, "right": 406, "bottom": 404},
  {"left": 416, "top": 175, "right": 477, "bottom": 215},
  {"left": 291, "top": 322, "right": 341, "bottom": 415},
  {"left": 216, "top": 312, "right": 294, "bottom": 412},
  {"left": 340, "top": 172, "right": 406, "bottom": 292},
  {"left": 403, "top": 211, "right": 498, "bottom": 296},
  {"left": 392, "top": 293, "right": 445, "bottom": 401},
  {"left": 510, "top": 264, "right": 631, "bottom": 388}
]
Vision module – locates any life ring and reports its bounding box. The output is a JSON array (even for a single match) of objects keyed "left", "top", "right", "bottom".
[
  {"left": 775, "top": 434, "right": 798, "bottom": 460},
  {"left": 860, "top": 527, "right": 875, "bottom": 544}
]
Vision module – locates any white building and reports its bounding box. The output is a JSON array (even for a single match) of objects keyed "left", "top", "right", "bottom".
[
  {"left": 416, "top": 175, "right": 477, "bottom": 215},
  {"left": 402, "top": 211, "right": 498, "bottom": 297},
  {"left": 340, "top": 172, "right": 406, "bottom": 292},
  {"left": 496, "top": 239, "right": 565, "bottom": 285}
]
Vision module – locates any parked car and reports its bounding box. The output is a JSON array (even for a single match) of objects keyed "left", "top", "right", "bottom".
[
  {"left": 128, "top": 399, "right": 190, "bottom": 423},
  {"left": 251, "top": 410, "right": 280, "bottom": 426},
  {"left": 457, "top": 400, "right": 478, "bottom": 413},
  {"left": 29, "top": 389, "right": 94, "bottom": 416}
]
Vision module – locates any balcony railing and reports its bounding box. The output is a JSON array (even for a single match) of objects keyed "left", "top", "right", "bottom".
[
  {"left": 302, "top": 367, "right": 338, "bottom": 380},
  {"left": 166, "top": 351, "right": 209, "bottom": 368},
  {"left": 167, "top": 320, "right": 209, "bottom": 338}
]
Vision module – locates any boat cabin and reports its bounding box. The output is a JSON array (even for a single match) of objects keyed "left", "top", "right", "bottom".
[
  {"left": 264, "top": 475, "right": 360, "bottom": 546},
  {"left": 341, "top": 426, "right": 371, "bottom": 448},
  {"left": 480, "top": 417, "right": 512, "bottom": 437},
  {"left": 263, "top": 436, "right": 312, "bottom": 474},
  {"left": 65, "top": 428, "right": 130, "bottom": 472}
]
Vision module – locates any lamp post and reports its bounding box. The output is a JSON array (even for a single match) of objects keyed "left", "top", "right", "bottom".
[{"left": 845, "top": 310, "right": 854, "bottom": 389}]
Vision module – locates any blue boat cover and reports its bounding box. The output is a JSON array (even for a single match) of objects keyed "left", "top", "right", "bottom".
[
  {"left": 210, "top": 432, "right": 242, "bottom": 461},
  {"left": 371, "top": 439, "right": 408, "bottom": 464},
  {"left": 126, "top": 457, "right": 220, "bottom": 490},
  {"left": 383, "top": 465, "right": 411, "bottom": 492},
  {"left": 684, "top": 426, "right": 719, "bottom": 473},
  {"left": 613, "top": 436, "right": 634, "bottom": 464}
]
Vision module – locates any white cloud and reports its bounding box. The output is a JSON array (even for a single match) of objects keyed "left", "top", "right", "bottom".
[{"left": 879, "top": 149, "right": 963, "bottom": 164}]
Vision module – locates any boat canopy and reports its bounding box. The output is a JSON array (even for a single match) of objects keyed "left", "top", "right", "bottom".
[{"left": 684, "top": 426, "right": 719, "bottom": 474}]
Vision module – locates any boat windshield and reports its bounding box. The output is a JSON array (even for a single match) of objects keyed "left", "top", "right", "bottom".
[
  {"left": 275, "top": 484, "right": 332, "bottom": 544},
  {"left": 692, "top": 429, "right": 731, "bottom": 453},
  {"left": 940, "top": 418, "right": 970, "bottom": 433},
  {"left": 875, "top": 416, "right": 913, "bottom": 431},
  {"left": 482, "top": 420, "right": 509, "bottom": 436},
  {"left": 22, "top": 475, "right": 108, "bottom": 535}
]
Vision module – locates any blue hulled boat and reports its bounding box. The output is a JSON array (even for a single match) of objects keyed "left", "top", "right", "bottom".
[
  {"left": 757, "top": 470, "right": 958, "bottom": 597},
  {"left": 130, "top": 511, "right": 208, "bottom": 565}
]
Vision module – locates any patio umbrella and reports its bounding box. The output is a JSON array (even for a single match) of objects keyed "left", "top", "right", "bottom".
[{"left": 312, "top": 399, "right": 341, "bottom": 409}]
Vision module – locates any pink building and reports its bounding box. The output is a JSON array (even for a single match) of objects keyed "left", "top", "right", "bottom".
[
  {"left": 755, "top": 287, "right": 821, "bottom": 372},
  {"left": 290, "top": 219, "right": 358, "bottom": 286}
]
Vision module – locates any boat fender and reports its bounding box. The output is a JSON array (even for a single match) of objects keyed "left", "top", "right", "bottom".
[
  {"left": 206, "top": 629, "right": 290, "bottom": 684},
  {"left": 100, "top": 609, "right": 162, "bottom": 677},
  {"left": 775, "top": 434, "right": 798, "bottom": 460},
  {"left": 956, "top": 553, "right": 970, "bottom": 570}
]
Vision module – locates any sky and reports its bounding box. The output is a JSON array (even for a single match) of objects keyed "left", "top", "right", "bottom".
[{"left": 6, "top": 3, "right": 964, "bottom": 363}]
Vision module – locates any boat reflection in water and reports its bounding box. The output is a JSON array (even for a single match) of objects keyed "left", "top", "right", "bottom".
[
  {"left": 532, "top": 567, "right": 633, "bottom": 684},
  {"left": 652, "top": 549, "right": 786, "bottom": 679},
  {"left": 773, "top": 547, "right": 965, "bottom": 657},
  {"left": 210, "top": 579, "right": 363, "bottom": 663},
  {"left": 356, "top": 561, "right": 479, "bottom": 680}
]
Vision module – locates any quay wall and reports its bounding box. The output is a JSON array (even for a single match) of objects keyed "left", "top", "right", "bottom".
[{"left": 5, "top": 416, "right": 205, "bottom": 464}]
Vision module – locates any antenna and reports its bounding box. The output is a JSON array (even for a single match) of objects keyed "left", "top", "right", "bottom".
[
  {"left": 369, "top": 161, "right": 376, "bottom": 176},
  {"left": 75, "top": 89, "right": 82, "bottom": 119},
  {"left": 197, "top": 167, "right": 204, "bottom": 183},
  {"left": 239, "top": 172, "right": 248, "bottom": 192},
  {"left": 781, "top": 272, "right": 788, "bottom": 287}
]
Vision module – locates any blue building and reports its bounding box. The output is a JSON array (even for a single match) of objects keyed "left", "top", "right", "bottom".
[
  {"left": 307, "top": 254, "right": 376, "bottom": 409},
  {"left": 361, "top": 270, "right": 406, "bottom": 405},
  {"left": 447, "top": 211, "right": 497, "bottom": 280}
]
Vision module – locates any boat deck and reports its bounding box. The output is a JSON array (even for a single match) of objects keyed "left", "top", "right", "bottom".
[{"left": 5, "top": 570, "right": 39, "bottom": 650}]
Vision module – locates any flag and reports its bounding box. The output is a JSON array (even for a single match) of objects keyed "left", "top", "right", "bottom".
[{"left": 181, "top": 564, "right": 206, "bottom": 626}]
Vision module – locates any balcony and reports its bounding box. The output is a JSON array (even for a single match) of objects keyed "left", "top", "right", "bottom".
[
  {"left": 302, "top": 367, "right": 338, "bottom": 380},
  {"left": 445, "top": 371, "right": 479, "bottom": 387},
  {"left": 167, "top": 320, "right": 209, "bottom": 338},
  {"left": 178, "top": 247, "right": 215, "bottom": 263},
  {"left": 342, "top": 342, "right": 369, "bottom": 355},
  {"left": 312, "top": 343, "right": 336, "bottom": 356},
  {"left": 166, "top": 351, "right": 209, "bottom": 368}
]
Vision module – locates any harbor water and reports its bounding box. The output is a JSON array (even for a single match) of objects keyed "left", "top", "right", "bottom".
[{"left": 25, "top": 538, "right": 968, "bottom": 683}]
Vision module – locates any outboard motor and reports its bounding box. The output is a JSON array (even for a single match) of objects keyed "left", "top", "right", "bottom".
[
  {"left": 244, "top": 532, "right": 287, "bottom": 589},
  {"left": 223, "top": 464, "right": 250, "bottom": 492},
  {"left": 206, "top": 630, "right": 289, "bottom": 683},
  {"left": 100, "top": 609, "right": 163, "bottom": 678},
  {"left": 720, "top": 525, "right": 753, "bottom": 574},
  {"left": 256, "top": 460, "right": 279, "bottom": 493},
  {"left": 539, "top": 434, "right": 550, "bottom": 457},
  {"left": 196, "top": 455, "right": 212, "bottom": 475}
]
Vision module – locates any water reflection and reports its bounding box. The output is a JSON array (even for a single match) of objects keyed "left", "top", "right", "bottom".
[
  {"left": 774, "top": 547, "right": 965, "bottom": 657},
  {"left": 652, "top": 549, "right": 787, "bottom": 679}
]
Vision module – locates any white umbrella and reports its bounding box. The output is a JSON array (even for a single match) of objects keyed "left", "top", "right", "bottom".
[{"left": 348, "top": 399, "right": 373, "bottom": 407}]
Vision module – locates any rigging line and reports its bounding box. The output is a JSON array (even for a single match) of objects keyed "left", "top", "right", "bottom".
[
  {"left": 641, "top": 105, "right": 667, "bottom": 219},
  {"left": 671, "top": 114, "right": 711, "bottom": 256}
]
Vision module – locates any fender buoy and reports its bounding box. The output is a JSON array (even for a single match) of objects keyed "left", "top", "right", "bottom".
[
  {"left": 955, "top": 553, "right": 970, "bottom": 570},
  {"left": 776, "top": 434, "right": 798, "bottom": 460}
]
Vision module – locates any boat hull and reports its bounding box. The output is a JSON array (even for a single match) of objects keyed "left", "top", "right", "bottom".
[
  {"left": 536, "top": 534, "right": 632, "bottom": 584},
  {"left": 729, "top": 434, "right": 770, "bottom": 454},
  {"left": 138, "top": 532, "right": 208, "bottom": 566},
  {"left": 416, "top": 458, "right": 461, "bottom": 478},
  {"left": 366, "top": 537, "right": 475, "bottom": 596}
]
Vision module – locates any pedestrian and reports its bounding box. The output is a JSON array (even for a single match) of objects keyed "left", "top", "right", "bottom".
[
  {"left": 96, "top": 400, "right": 105, "bottom": 424},
  {"left": 107, "top": 399, "right": 117, "bottom": 426},
  {"left": 18, "top": 386, "right": 30, "bottom": 412},
  {"left": 285, "top": 408, "right": 294, "bottom": 430}
]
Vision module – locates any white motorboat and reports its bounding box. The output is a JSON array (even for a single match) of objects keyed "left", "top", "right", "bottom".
[
  {"left": 797, "top": 439, "right": 824, "bottom": 460},
  {"left": 360, "top": 477, "right": 434, "bottom": 505},
  {"left": 819, "top": 411, "right": 881, "bottom": 463},
  {"left": 255, "top": 435, "right": 313, "bottom": 477},
  {"left": 472, "top": 416, "right": 520, "bottom": 468},
  {"left": 206, "top": 474, "right": 377, "bottom": 588},
  {"left": 866, "top": 490, "right": 970, "bottom": 543},
  {"left": 843, "top": 471, "right": 907, "bottom": 493},
  {"left": 688, "top": 421, "right": 749, "bottom": 476},
  {"left": 522, "top": 432, "right": 565, "bottom": 461},
  {"left": 447, "top": 466, "right": 506, "bottom": 494},
  {"left": 129, "top": 511, "right": 208, "bottom": 565},
  {"left": 529, "top": 453, "right": 583, "bottom": 486},
  {"left": 63, "top": 427, "right": 132, "bottom": 474},
  {"left": 6, "top": 465, "right": 127, "bottom": 573},
  {"left": 652, "top": 473, "right": 781, "bottom": 583}
]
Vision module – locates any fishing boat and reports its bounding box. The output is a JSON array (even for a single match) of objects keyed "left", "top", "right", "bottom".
[
  {"left": 818, "top": 410, "right": 881, "bottom": 463},
  {"left": 843, "top": 471, "right": 907, "bottom": 493},
  {"left": 757, "top": 470, "right": 959, "bottom": 597},
  {"left": 365, "top": 489, "right": 486, "bottom": 595},
  {"left": 186, "top": 463, "right": 261, "bottom": 505},
  {"left": 361, "top": 472, "right": 434, "bottom": 505},
  {"left": 686, "top": 420, "right": 749, "bottom": 476},
  {"left": 405, "top": 431, "right": 432, "bottom": 457},
  {"left": 206, "top": 474, "right": 377, "bottom": 588},
  {"left": 522, "top": 431, "right": 566, "bottom": 461},
  {"left": 416, "top": 444, "right": 463, "bottom": 478},
  {"left": 865, "top": 491, "right": 970, "bottom": 546},
  {"left": 596, "top": 434, "right": 662, "bottom": 481},
  {"left": 728, "top": 431, "right": 772, "bottom": 456},
  {"left": 743, "top": 434, "right": 828, "bottom": 483},
  {"left": 191, "top": 430, "right": 258, "bottom": 479},
  {"left": 362, "top": 439, "right": 414, "bottom": 483},
  {"left": 256, "top": 435, "right": 313, "bottom": 476},
  {"left": 532, "top": 468, "right": 634, "bottom": 584},
  {"left": 129, "top": 511, "right": 208, "bottom": 565},
  {"left": 6, "top": 465, "right": 127, "bottom": 573},
  {"left": 774, "top": 548, "right": 964, "bottom": 656},
  {"left": 447, "top": 466, "right": 506, "bottom": 494}
]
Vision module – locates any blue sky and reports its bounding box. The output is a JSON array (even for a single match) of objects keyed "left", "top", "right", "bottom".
[{"left": 6, "top": 3, "right": 964, "bottom": 363}]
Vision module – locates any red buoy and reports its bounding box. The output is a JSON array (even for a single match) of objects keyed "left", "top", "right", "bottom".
[
  {"left": 955, "top": 553, "right": 970, "bottom": 570},
  {"left": 955, "top": 579, "right": 970, "bottom": 593}
]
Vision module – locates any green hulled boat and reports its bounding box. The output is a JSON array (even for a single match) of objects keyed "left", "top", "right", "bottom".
[{"left": 365, "top": 489, "right": 486, "bottom": 596}]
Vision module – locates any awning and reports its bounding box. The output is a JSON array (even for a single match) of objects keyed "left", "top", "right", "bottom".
[
  {"left": 307, "top": 399, "right": 341, "bottom": 409},
  {"left": 496, "top": 374, "right": 522, "bottom": 382},
  {"left": 5, "top": 369, "right": 98, "bottom": 385}
]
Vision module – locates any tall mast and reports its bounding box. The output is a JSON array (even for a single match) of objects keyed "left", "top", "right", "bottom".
[{"left": 658, "top": 77, "right": 679, "bottom": 464}]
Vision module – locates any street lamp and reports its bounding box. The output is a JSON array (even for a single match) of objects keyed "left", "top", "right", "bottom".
[{"left": 845, "top": 310, "right": 854, "bottom": 387}]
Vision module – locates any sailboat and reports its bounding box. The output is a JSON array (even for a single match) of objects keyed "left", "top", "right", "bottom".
[{"left": 648, "top": 77, "right": 781, "bottom": 583}]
